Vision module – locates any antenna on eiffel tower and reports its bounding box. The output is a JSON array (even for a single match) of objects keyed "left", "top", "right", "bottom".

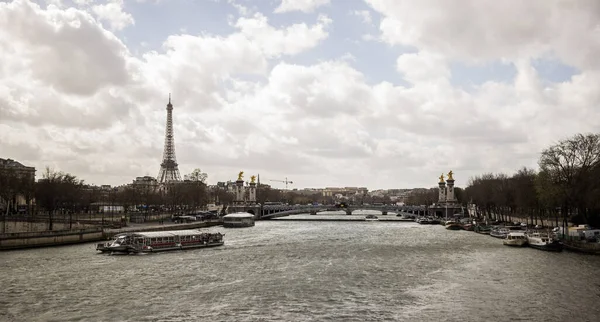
[{"left": 157, "top": 93, "right": 182, "bottom": 183}]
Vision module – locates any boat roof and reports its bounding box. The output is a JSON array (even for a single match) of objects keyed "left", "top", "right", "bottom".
[
  {"left": 131, "top": 230, "right": 210, "bottom": 238},
  {"left": 508, "top": 232, "right": 526, "bottom": 236}
]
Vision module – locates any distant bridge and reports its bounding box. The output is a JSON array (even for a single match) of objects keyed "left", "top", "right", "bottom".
[{"left": 258, "top": 204, "right": 427, "bottom": 219}]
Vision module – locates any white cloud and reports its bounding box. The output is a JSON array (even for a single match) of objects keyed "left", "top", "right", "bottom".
[
  {"left": 234, "top": 13, "right": 331, "bottom": 57},
  {"left": 351, "top": 10, "right": 372, "bottom": 25},
  {"left": 1, "top": 0, "right": 600, "bottom": 190},
  {"left": 274, "top": 0, "right": 329, "bottom": 14},
  {"left": 367, "top": 0, "right": 600, "bottom": 69},
  {"left": 92, "top": 0, "right": 134, "bottom": 31}
]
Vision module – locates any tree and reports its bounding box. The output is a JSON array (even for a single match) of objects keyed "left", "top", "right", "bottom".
[
  {"left": 0, "top": 168, "right": 18, "bottom": 216},
  {"left": 184, "top": 169, "right": 209, "bottom": 210},
  {"left": 257, "top": 186, "right": 283, "bottom": 204},
  {"left": 35, "top": 167, "right": 84, "bottom": 230},
  {"left": 186, "top": 168, "right": 208, "bottom": 183},
  {"left": 539, "top": 133, "right": 600, "bottom": 224}
]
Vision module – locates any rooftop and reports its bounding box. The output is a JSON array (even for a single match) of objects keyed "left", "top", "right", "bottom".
[{"left": 0, "top": 158, "right": 35, "bottom": 170}]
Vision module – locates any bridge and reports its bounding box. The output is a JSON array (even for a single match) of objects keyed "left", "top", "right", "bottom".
[{"left": 258, "top": 204, "right": 427, "bottom": 219}]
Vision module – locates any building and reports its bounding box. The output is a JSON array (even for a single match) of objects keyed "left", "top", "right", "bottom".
[
  {"left": 131, "top": 176, "right": 160, "bottom": 192},
  {"left": 0, "top": 158, "right": 36, "bottom": 212}
]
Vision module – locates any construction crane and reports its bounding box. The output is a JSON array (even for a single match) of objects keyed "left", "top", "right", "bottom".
[{"left": 269, "top": 177, "right": 294, "bottom": 189}]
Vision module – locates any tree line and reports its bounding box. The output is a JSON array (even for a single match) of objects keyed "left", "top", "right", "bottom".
[
  {"left": 0, "top": 167, "right": 213, "bottom": 229},
  {"left": 405, "top": 133, "right": 600, "bottom": 227},
  {"left": 465, "top": 133, "right": 600, "bottom": 226}
]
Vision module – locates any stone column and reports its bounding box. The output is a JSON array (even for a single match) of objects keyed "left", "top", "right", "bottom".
[
  {"left": 248, "top": 182, "right": 257, "bottom": 203},
  {"left": 235, "top": 179, "right": 245, "bottom": 203},
  {"left": 438, "top": 180, "right": 447, "bottom": 203},
  {"left": 446, "top": 179, "right": 457, "bottom": 203}
]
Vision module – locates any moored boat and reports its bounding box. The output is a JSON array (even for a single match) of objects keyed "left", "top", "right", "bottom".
[
  {"left": 561, "top": 239, "right": 600, "bottom": 255},
  {"left": 526, "top": 232, "right": 562, "bottom": 252},
  {"left": 503, "top": 232, "right": 527, "bottom": 247},
  {"left": 97, "top": 229, "right": 224, "bottom": 254},
  {"left": 445, "top": 222, "right": 463, "bottom": 230},
  {"left": 462, "top": 223, "right": 474, "bottom": 231},
  {"left": 490, "top": 227, "right": 510, "bottom": 239},
  {"left": 474, "top": 225, "right": 492, "bottom": 234},
  {"left": 365, "top": 214, "right": 379, "bottom": 221}
]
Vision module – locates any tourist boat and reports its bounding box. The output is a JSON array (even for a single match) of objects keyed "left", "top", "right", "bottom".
[
  {"left": 526, "top": 232, "right": 562, "bottom": 252},
  {"left": 96, "top": 229, "right": 224, "bottom": 254},
  {"left": 95, "top": 233, "right": 128, "bottom": 253},
  {"left": 365, "top": 214, "right": 379, "bottom": 221},
  {"left": 503, "top": 232, "right": 528, "bottom": 247},
  {"left": 490, "top": 227, "right": 511, "bottom": 239}
]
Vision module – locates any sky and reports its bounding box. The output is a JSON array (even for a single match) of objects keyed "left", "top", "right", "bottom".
[{"left": 0, "top": 0, "right": 599, "bottom": 190}]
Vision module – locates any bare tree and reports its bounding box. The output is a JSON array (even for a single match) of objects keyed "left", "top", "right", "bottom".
[
  {"left": 0, "top": 168, "right": 17, "bottom": 216},
  {"left": 35, "top": 167, "right": 84, "bottom": 230},
  {"left": 539, "top": 133, "right": 600, "bottom": 224}
]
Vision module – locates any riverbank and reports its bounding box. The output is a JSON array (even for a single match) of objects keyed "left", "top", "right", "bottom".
[{"left": 0, "top": 220, "right": 223, "bottom": 250}]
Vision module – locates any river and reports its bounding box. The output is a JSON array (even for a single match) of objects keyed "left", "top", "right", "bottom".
[{"left": 1, "top": 213, "right": 600, "bottom": 322}]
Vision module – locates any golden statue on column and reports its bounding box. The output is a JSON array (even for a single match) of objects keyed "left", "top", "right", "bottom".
[
  {"left": 447, "top": 170, "right": 454, "bottom": 181},
  {"left": 237, "top": 171, "right": 244, "bottom": 181},
  {"left": 439, "top": 173, "right": 445, "bottom": 183},
  {"left": 250, "top": 175, "right": 256, "bottom": 183}
]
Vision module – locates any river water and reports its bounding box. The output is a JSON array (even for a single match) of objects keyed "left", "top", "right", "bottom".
[{"left": 1, "top": 212, "right": 600, "bottom": 322}]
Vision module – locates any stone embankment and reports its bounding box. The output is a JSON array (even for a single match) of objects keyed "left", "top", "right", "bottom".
[
  {"left": 477, "top": 213, "right": 569, "bottom": 227},
  {"left": 0, "top": 228, "right": 104, "bottom": 250},
  {"left": 0, "top": 219, "right": 223, "bottom": 251}
]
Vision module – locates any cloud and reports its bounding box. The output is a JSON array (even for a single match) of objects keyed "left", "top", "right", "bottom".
[
  {"left": 366, "top": 0, "right": 600, "bottom": 69},
  {"left": 92, "top": 0, "right": 134, "bottom": 31},
  {"left": 351, "top": 10, "right": 372, "bottom": 25},
  {"left": 1, "top": 0, "right": 600, "bottom": 190},
  {"left": 274, "top": 0, "right": 330, "bottom": 14},
  {"left": 234, "top": 13, "right": 331, "bottom": 57}
]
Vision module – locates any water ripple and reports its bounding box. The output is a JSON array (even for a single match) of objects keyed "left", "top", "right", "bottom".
[{"left": 1, "top": 220, "right": 600, "bottom": 321}]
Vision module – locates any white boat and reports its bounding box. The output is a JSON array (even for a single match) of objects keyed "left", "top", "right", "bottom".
[
  {"left": 526, "top": 232, "right": 562, "bottom": 252},
  {"left": 95, "top": 233, "right": 129, "bottom": 253},
  {"left": 223, "top": 212, "right": 255, "bottom": 228},
  {"left": 503, "top": 232, "right": 528, "bottom": 247},
  {"left": 96, "top": 229, "right": 224, "bottom": 254}
]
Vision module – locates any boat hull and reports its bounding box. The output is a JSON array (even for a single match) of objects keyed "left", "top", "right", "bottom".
[
  {"left": 562, "top": 240, "right": 600, "bottom": 255},
  {"left": 140, "top": 241, "right": 224, "bottom": 253},
  {"left": 445, "top": 224, "right": 462, "bottom": 230},
  {"left": 503, "top": 240, "right": 527, "bottom": 247},
  {"left": 528, "top": 241, "right": 563, "bottom": 252}
]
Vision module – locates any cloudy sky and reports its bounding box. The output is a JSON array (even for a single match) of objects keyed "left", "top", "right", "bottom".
[{"left": 0, "top": 0, "right": 599, "bottom": 190}]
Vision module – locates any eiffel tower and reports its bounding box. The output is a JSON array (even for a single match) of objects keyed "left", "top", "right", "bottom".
[{"left": 157, "top": 94, "right": 182, "bottom": 183}]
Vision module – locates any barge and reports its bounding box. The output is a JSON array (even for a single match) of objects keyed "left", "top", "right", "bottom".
[{"left": 95, "top": 229, "right": 224, "bottom": 254}]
